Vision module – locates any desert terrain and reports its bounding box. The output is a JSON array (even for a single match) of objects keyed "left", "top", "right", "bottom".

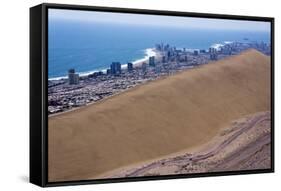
[
  {"left": 48, "top": 49, "right": 271, "bottom": 182},
  {"left": 102, "top": 111, "right": 271, "bottom": 178}
]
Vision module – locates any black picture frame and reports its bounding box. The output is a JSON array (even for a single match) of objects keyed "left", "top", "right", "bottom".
[{"left": 30, "top": 3, "right": 275, "bottom": 187}]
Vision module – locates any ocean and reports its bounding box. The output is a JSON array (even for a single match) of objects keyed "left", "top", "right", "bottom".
[{"left": 48, "top": 20, "right": 270, "bottom": 79}]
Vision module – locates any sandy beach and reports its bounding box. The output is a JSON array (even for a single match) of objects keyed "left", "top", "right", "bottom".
[{"left": 48, "top": 49, "right": 271, "bottom": 182}]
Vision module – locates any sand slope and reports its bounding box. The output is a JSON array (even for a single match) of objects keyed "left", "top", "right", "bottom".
[
  {"left": 105, "top": 111, "right": 271, "bottom": 178},
  {"left": 48, "top": 49, "right": 271, "bottom": 182}
]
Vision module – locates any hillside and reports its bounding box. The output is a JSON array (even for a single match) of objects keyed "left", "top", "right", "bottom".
[{"left": 48, "top": 49, "right": 271, "bottom": 182}]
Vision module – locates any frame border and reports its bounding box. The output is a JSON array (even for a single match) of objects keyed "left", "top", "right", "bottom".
[{"left": 30, "top": 3, "right": 275, "bottom": 187}]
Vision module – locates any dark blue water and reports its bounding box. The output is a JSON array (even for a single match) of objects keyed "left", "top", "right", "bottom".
[{"left": 48, "top": 20, "right": 270, "bottom": 79}]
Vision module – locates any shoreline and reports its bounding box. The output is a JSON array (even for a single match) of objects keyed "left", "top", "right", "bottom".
[
  {"left": 48, "top": 41, "right": 271, "bottom": 116},
  {"left": 48, "top": 48, "right": 157, "bottom": 81},
  {"left": 48, "top": 39, "right": 270, "bottom": 81}
]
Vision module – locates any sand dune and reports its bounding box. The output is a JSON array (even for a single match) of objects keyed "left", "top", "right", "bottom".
[
  {"left": 105, "top": 111, "right": 271, "bottom": 178},
  {"left": 48, "top": 49, "right": 271, "bottom": 182}
]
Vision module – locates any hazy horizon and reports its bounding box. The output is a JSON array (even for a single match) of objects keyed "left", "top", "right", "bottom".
[{"left": 49, "top": 9, "right": 271, "bottom": 32}]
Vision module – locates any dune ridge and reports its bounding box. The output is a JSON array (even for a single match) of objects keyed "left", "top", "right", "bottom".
[{"left": 48, "top": 49, "right": 271, "bottom": 182}]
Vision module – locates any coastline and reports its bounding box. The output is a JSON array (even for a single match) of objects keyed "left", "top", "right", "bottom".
[
  {"left": 48, "top": 48, "right": 157, "bottom": 81},
  {"left": 48, "top": 40, "right": 269, "bottom": 81},
  {"left": 48, "top": 41, "right": 271, "bottom": 116}
]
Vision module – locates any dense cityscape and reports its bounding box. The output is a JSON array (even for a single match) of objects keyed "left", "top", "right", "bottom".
[{"left": 48, "top": 41, "right": 271, "bottom": 115}]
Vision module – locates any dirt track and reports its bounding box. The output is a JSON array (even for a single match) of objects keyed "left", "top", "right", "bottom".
[{"left": 104, "top": 111, "right": 271, "bottom": 178}]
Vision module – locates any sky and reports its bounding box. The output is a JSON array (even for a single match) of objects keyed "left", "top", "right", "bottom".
[{"left": 49, "top": 9, "right": 270, "bottom": 32}]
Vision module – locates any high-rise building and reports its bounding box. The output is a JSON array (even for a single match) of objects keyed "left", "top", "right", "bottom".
[
  {"left": 221, "top": 46, "right": 232, "bottom": 55},
  {"left": 127, "top": 62, "right": 133, "bottom": 72},
  {"left": 162, "top": 56, "right": 166, "bottom": 63},
  {"left": 149, "top": 56, "right": 155, "bottom": 67},
  {"left": 155, "top": 66, "right": 161, "bottom": 73},
  {"left": 209, "top": 47, "right": 217, "bottom": 53},
  {"left": 117, "top": 62, "right": 121, "bottom": 74},
  {"left": 110, "top": 62, "right": 121, "bottom": 75},
  {"left": 68, "top": 69, "right": 79, "bottom": 85},
  {"left": 106, "top": 69, "right": 111, "bottom": 75},
  {"left": 110, "top": 63, "right": 115, "bottom": 74},
  {"left": 142, "top": 62, "right": 147, "bottom": 72},
  {"left": 167, "top": 51, "right": 171, "bottom": 59},
  {"left": 209, "top": 47, "right": 218, "bottom": 60}
]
